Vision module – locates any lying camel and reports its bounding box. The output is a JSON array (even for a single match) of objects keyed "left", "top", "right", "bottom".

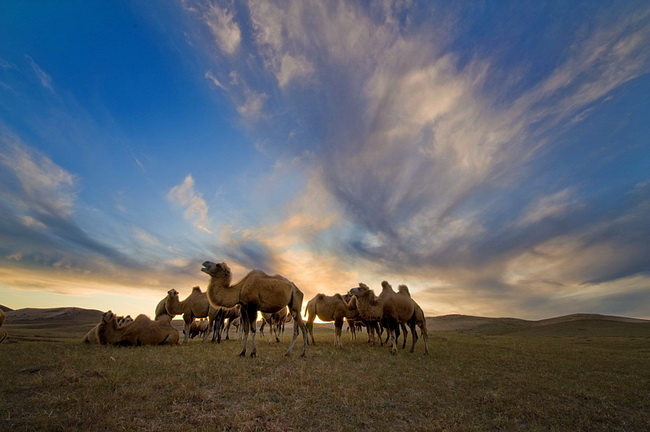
[
  {"left": 0, "top": 308, "right": 6, "bottom": 343},
  {"left": 349, "top": 281, "right": 417, "bottom": 354},
  {"left": 97, "top": 311, "right": 179, "bottom": 346},
  {"left": 82, "top": 315, "right": 133, "bottom": 344},
  {"left": 202, "top": 260, "right": 308, "bottom": 357},
  {"left": 165, "top": 286, "right": 212, "bottom": 343},
  {"left": 305, "top": 293, "right": 359, "bottom": 347}
]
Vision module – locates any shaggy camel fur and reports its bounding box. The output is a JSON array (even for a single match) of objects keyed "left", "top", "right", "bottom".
[
  {"left": 0, "top": 308, "right": 6, "bottom": 343},
  {"left": 349, "top": 281, "right": 417, "bottom": 354},
  {"left": 306, "top": 293, "right": 359, "bottom": 347},
  {"left": 82, "top": 315, "right": 133, "bottom": 344},
  {"left": 201, "top": 260, "right": 308, "bottom": 357},
  {"left": 165, "top": 286, "right": 212, "bottom": 343},
  {"left": 97, "top": 311, "right": 179, "bottom": 346}
]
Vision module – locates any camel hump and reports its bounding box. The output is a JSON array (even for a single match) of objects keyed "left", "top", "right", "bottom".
[
  {"left": 397, "top": 285, "right": 411, "bottom": 297},
  {"left": 191, "top": 286, "right": 202, "bottom": 293},
  {"left": 317, "top": 293, "right": 326, "bottom": 300},
  {"left": 333, "top": 293, "right": 343, "bottom": 301}
]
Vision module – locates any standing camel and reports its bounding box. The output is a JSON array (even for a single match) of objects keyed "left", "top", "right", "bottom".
[
  {"left": 305, "top": 293, "right": 359, "bottom": 347},
  {"left": 165, "top": 286, "right": 212, "bottom": 343},
  {"left": 349, "top": 281, "right": 418, "bottom": 354},
  {"left": 201, "top": 261, "right": 308, "bottom": 357}
]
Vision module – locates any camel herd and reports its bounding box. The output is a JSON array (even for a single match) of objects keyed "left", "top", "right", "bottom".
[{"left": 73, "top": 260, "right": 428, "bottom": 357}]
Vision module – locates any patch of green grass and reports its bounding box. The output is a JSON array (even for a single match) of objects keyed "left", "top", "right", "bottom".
[{"left": 1, "top": 324, "right": 650, "bottom": 431}]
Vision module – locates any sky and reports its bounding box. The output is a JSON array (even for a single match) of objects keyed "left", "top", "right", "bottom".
[{"left": 1, "top": 1, "right": 649, "bottom": 320}]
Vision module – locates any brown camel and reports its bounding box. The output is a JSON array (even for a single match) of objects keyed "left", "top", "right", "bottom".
[
  {"left": 0, "top": 308, "right": 7, "bottom": 343},
  {"left": 97, "top": 311, "right": 179, "bottom": 346},
  {"left": 349, "top": 281, "right": 417, "bottom": 354},
  {"left": 398, "top": 285, "right": 429, "bottom": 354},
  {"left": 212, "top": 304, "right": 241, "bottom": 343},
  {"left": 201, "top": 260, "right": 308, "bottom": 357},
  {"left": 82, "top": 315, "right": 133, "bottom": 344},
  {"left": 189, "top": 318, "right": 210, "bottom": 339},
  {"left": 305, "top": 293, "right": 359, "bottom": 347},
  {"left": 154, "top": 296, "right": 173, "bottom": 321},
  {"left": 260, "top": 306, "right": 289, "bottom": 343},
  {"left": 347, "top": 283, "right": 383, "bottom": 345},
  {"left": 165, "top": 286, "right": 212, "bottom": 343}
]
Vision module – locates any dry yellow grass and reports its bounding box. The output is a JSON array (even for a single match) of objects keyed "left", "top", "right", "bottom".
[{"left": 1, "top": 319, "right": 649, "bottom": 431}]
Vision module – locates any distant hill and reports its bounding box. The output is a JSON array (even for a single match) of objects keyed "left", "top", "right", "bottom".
[
  {"left": 428, "top": 313, "right": 650, "bottom": 337},
  {"left": 5, "top": 307, "right": 103, "bottom": 324},
  {"left": 0, "top": 304, "right": 13, "bottom": 312},
  {"left": 2, "top": 307, "right": 649, "bottom": 342}
]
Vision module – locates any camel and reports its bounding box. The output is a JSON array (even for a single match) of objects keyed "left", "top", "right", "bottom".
[
  {"left": 398, "top": 284, "right": 429, "bottom": 354},
  {"left": 82, "top": 315, "right": 133, "bottom": 344},
  {"left": 201, "top": 260, "right": 308, "bottom": 357},
  {"left": 97, "top": 311, "right": 179, "bottom": 346},
  {"left": 165, "top": 286, "right": 212, "bottom": 343},
  {"left": 189, "top": 318, "right": 210, "bottom": 339},
  {"left": 305, "top": 293, "right": 359, "bottom": 347},
  {"left": 347, "top": 283, "right": 383, "bottom": 345},
  {"left": 0, "top": 308, "right": 7, "bottom": 343},
  {"left": 260, "top": 306, "right": 292, "bottom": 343},
  {"left": 212, "top": 304, "right": 241, "bottom": 343},
  {"left": 349, "top": 281, "right": 417, "bottom": 354},
  {"left": 155, "top": 297, "right": 173, "bottom": 322}
]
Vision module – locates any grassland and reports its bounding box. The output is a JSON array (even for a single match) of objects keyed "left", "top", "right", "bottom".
[{"left": 1, "top": 318, "right": 650, "bottom": 431}]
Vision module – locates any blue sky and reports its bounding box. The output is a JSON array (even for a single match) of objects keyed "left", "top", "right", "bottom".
[{"left": 1, "top": 1, "right": 649, "bottom": 320}]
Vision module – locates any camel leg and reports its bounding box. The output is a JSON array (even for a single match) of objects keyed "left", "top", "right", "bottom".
[
  {"left": 401, "top": 323, "right": 409, "bottom": 350},
  {"left": 239, "top": 307, "right": 252, "bottom": 357},
  {"left": 420, "top": 324, "right": 429, "bottom": 355},
  {"left": 334, "top": 318, "right": 343, "bottom": 348},
  {"left": 183, "top": 315, "right": 193, "bottom": 344},
  {"left": 212, "top": 308, "right": 224, "bottom": 343},
  {"left": 408, "top": 322, "right": 418, "bottom": 353},
  {"left": 306, "top": 315, "right": 316, "bottom": 345},
  {"left": 285, "top": 309, "right": 308, "bottom": 357},
  {"left": 247, "top": 306, "right": 258, "bottom": 358}
]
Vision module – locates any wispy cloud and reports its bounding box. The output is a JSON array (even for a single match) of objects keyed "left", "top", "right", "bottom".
[
  {"left": 167, "top": 174, "right": 213, "bottom": 233},
  {"left": 25, "top": 55, "right": 54, "bottom": 92},
  {"left": 181, "top": 1, "right": 650, "bottom": 317},
  {"left": 204, "top": 4, "right": 241, "bottom": 55}
]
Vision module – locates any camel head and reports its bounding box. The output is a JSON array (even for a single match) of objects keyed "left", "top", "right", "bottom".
[
  {"left": 201, "top": 261, "right": 231, "bottom": 278},
  {"left": 167, "top": 288, "right": 179, "bottom": 298},
  {"left": 348, "top": 283, "right": 370, "bottom": 297},
  {"left": 102, "top": 310, "right": 115, "bottom": 323}
]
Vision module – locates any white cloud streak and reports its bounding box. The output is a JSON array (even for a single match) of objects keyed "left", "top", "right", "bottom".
[{"left": 167, "top": 175, "right": 213, "bottom": 233}]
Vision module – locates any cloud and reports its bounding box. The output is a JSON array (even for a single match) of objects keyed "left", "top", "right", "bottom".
[
  {"left": 25, "top": 55, "right": 54, "bottom": 91},
  {"left": 179, "top": 1, "right": 650, "bottom": 317},
  {"left": 0, "top": 129, "right": 77, "bottom": 219},
  {"left": 204, "top": 4, "right": 241, "bottom": 55},
  {"left": 167, "top": 174, "right": 213, "bottom": 233}
]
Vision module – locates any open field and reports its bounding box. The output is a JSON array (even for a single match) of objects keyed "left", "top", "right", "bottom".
[{"left": 1, "top": 310, "right": 650, "bottom": 431}]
